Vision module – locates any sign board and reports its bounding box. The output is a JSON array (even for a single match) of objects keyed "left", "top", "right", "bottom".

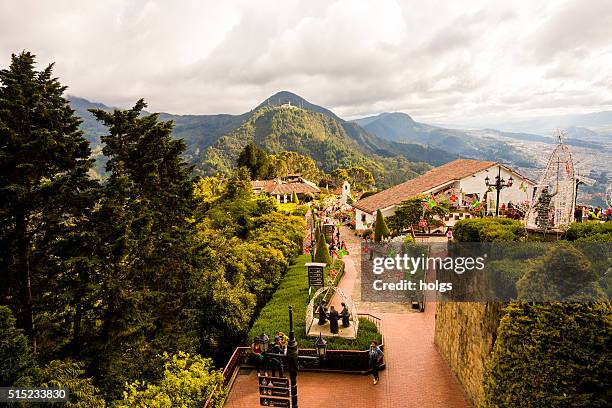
[
  {"left": 305, "top": 262, "right": 326, "bottom": 288},
  {"left": 258, "top": 375, "right": 289, "bottom": 388},
  {"left": 259, "top": 386, "right": 290, "bottom": 397},
  {"left": 260, "top": 396, "right": 290, "bottom": 407},
  {"left": 259, "top": 374, "right": 290, "bottom": 407},
  {"left": 323, "top": 223, "right": 335, "bottom": 242}
]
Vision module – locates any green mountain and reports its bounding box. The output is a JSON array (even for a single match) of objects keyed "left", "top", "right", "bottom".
[
  {"left": 69, "top": 92, "right": 455, "bottom": 185},
  {"left": 203, "top": 104, "right": 429, "bottom": 186}
]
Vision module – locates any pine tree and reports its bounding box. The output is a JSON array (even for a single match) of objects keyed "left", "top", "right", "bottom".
[
  {"left": 374, "top": 209, "right": 390, "bottom": 242},
  {"left": 0, "top": 52, "right": 95, "bottom": 353},
  {"left": 314, "top": 230, "right": 332, "bottom": 265},
  {"left": 237, "top": 143, "right": 273, "bottom": 180},
  {"left": 87, "top": 100, "right": 200, "bottom": 394}
]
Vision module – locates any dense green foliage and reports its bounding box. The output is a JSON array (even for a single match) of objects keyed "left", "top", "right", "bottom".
[
  {"left": 388, "top": 195, "right": 450, "bottom": 233},
  {"left": 458, "top": 219, "right": 611, "bottom": 407},
  {"left": 453, "top": 217, "right": 525, "bottom": 242},
  {"left": 565, "top": 221, "right": 612, "bottom": 242},
  {"left": 115, "top": 352, "right": 226, "bottom": 408},
  {"left": 0, "top": 306, "right": 38, "bottom": 387},
  {"left": 516, "top": 243, "right": 605, "bottom": 301},
  {"left": 331, "top": 166, "right": 375, "bottom": 190},
  {"left": 0, "top": 53, "right": 305, "bottom": 406},
  {"left": 236, "top": 142, "right": 274, "bottom": 180},
  {"left": 483, "top": 302, "right": 612, "bottom": 408},
  {"left": 41, "top": 360, "right": 106, "bottom": 407},
  {"left": 249, "top": 255, "right": 382, "bottom": 350},
  {"left": 0, "top": 52, "right": 96, "bottom": 354}
]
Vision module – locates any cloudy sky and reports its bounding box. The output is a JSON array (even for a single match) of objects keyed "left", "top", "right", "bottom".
[{"left": 1, "top": 0, "right": 611, "bottom": 126}]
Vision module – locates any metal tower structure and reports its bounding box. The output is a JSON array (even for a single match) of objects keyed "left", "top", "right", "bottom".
[{"left": 525, "top": 130, "right": 577, "bottom": 231}]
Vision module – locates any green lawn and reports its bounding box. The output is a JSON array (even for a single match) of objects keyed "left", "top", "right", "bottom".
[{"left": 248, "top": 254, "right": 382, "bottom": 350}]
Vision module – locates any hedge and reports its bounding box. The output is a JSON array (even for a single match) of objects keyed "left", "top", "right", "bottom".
[
  {"left": 482, "top": 302, "right": 612, "bottom": 408},
  {"left": 249, "top": 255, "right": 381, "bottom": 350}
]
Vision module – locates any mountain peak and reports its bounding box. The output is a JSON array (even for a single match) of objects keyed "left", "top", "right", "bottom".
[{"left": 256, "top": 91, "right": 342, "bottom": 123}]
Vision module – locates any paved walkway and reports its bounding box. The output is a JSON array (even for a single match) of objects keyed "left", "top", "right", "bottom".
[{"left": 226, "top": 224, "right": 472, "bottom": 408}]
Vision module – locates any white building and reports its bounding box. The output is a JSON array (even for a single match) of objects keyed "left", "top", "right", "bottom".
[{"left": 352, "top": 159, "right": 536, "bottom": 230}]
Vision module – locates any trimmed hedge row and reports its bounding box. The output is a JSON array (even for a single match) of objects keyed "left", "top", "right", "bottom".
[{"left": 482, "top": 302, "right": 612, "bottom": 408}]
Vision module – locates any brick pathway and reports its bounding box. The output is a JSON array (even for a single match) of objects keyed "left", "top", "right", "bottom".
[{"left": 225, "top": 224, "right": 472, "bottom": 408}]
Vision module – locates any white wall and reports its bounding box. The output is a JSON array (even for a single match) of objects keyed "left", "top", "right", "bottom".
[
  {"left": 459, "top": 166, "right": 535, "bottom": 214},
  {"left": 353, "top": 165, "right": 536, "bottom": 230},
  {"left": 355, "top": 206, "right": 396, "bottom": 230}
]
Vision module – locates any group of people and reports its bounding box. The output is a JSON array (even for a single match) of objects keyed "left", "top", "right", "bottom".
[
  {"left": 575, "top": 205, "right": 612, "bottom": 222},
  {"left": 251, "top": 331, "right": 289, "bottom": 377},
  {"left": 316, "top": 301, "right": 351, "bottom": 334}
]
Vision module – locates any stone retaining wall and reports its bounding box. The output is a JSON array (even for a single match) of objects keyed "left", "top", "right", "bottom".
[{"left": 434, "top": 302, "right": 502, "bottom": 406}]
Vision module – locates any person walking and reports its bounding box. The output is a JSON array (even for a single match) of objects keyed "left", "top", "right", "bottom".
[{"left": 368, "top": 340, "right": 384, "bottom": 385}]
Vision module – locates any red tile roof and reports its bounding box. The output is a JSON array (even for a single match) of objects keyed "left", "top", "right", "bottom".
[
  {"left": 269, "top": 182, "right": 320, "bottom": 195},
  {"left": 353, "top": 159, "right": 497, "bottom": 214},
  {"left": 250, "top": 180, "right": 320, "bottom": 195}
]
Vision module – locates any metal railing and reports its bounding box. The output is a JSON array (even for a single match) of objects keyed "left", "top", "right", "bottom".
[
  {"left": 203, "top": 347, "right": 249, "bottom": 408},
  {"left": 357, "top": 312, "right": 384, "bottom": 347},
  {"left": 204, "top": 314, "right": 384, "bottom": 406}
]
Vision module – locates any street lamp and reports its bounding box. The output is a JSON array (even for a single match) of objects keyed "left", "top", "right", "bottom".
[
  {"left": 283, "top": 305, "right": 327, "bottom": 408},
  {"left": 485, "top": 166, "right": 513, "bottom": 217},
  {"left": 575, "top": 178, "right": 584, "bottom": 209},
  {"left": 315, "top": 333, "right": 328, "bottom": 360},
  {"left": 287, "top": 305, "right": 299, "bottom": 408}
]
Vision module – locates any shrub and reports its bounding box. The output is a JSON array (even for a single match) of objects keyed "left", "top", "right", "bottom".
[
  {"left": 115, "top": 352, "right": 225, "bottom": 408},
  {"left": 453, "top": 218, "right": 525, "bottom": 242},
  {"left": 482, "top": 302, "right": 612, "bottom": 408},
  {"left": 314, "top": 230, "right": 332, "bottom": 265},
  {"left": 565, "top": 221, "right": 612, "bottom": 242},
  {"left": 374, "top": 210, "right": 390, "bottom": 242}
]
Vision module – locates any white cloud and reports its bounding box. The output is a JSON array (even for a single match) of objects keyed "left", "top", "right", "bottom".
[{"left": 0, "top": 0, "right": 611, "bottom": 125}]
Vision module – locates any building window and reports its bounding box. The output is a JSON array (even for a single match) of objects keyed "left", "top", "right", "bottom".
[{"left": 361, "top": 214, "right": 366, "bottom": 223}]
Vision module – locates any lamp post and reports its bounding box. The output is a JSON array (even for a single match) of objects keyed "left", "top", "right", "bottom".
[
  {"left": 287, "top": 305, "right": 299, "bottom": 408},
  {"left": 283, "top": 305, "right": 327, "bottom": 408},
  {"left": 575, "top": 178, "right": 584, "bottom": 209},
  {"left": 485, "top": 166, "right": 513, "bottom": 217},
  {"left": 315, "top": 333, "right": 328, "bottom": 360}
]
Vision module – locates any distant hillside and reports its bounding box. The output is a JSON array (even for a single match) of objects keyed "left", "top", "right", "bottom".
[
  {"left": 68, "top": 96, "right": 248, "bottom": 162},
  {"left": 203, "top": 105, "right": 429, "bottom": 186},
  {"left": 482, "top": 128, "right": 605, "bottom": 149},
  {"left": 485, "top": 111, "right": 612, "bottom": 136},
  {"left": 70, "top": 92, "right": 456, "bottom": 185},
  {"left": 354, "top": 111, "right": 536, "bottom": 166}
]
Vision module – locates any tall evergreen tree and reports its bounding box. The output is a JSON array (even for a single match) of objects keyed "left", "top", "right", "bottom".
[
  {"left": 86, "top": 100, "right": 199, "bottom": 394},
  {"left": 0, "top": 52, "right": 95, "bottom": 354},
  {"left": 236, "top": 143, "right": 273, "bottom": 180},
  {"left": 314, "top": 230, "right": 332, "bottom": 265},
  {"left": 374, "top": 209, "right": 390, "bottom": 242}
]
